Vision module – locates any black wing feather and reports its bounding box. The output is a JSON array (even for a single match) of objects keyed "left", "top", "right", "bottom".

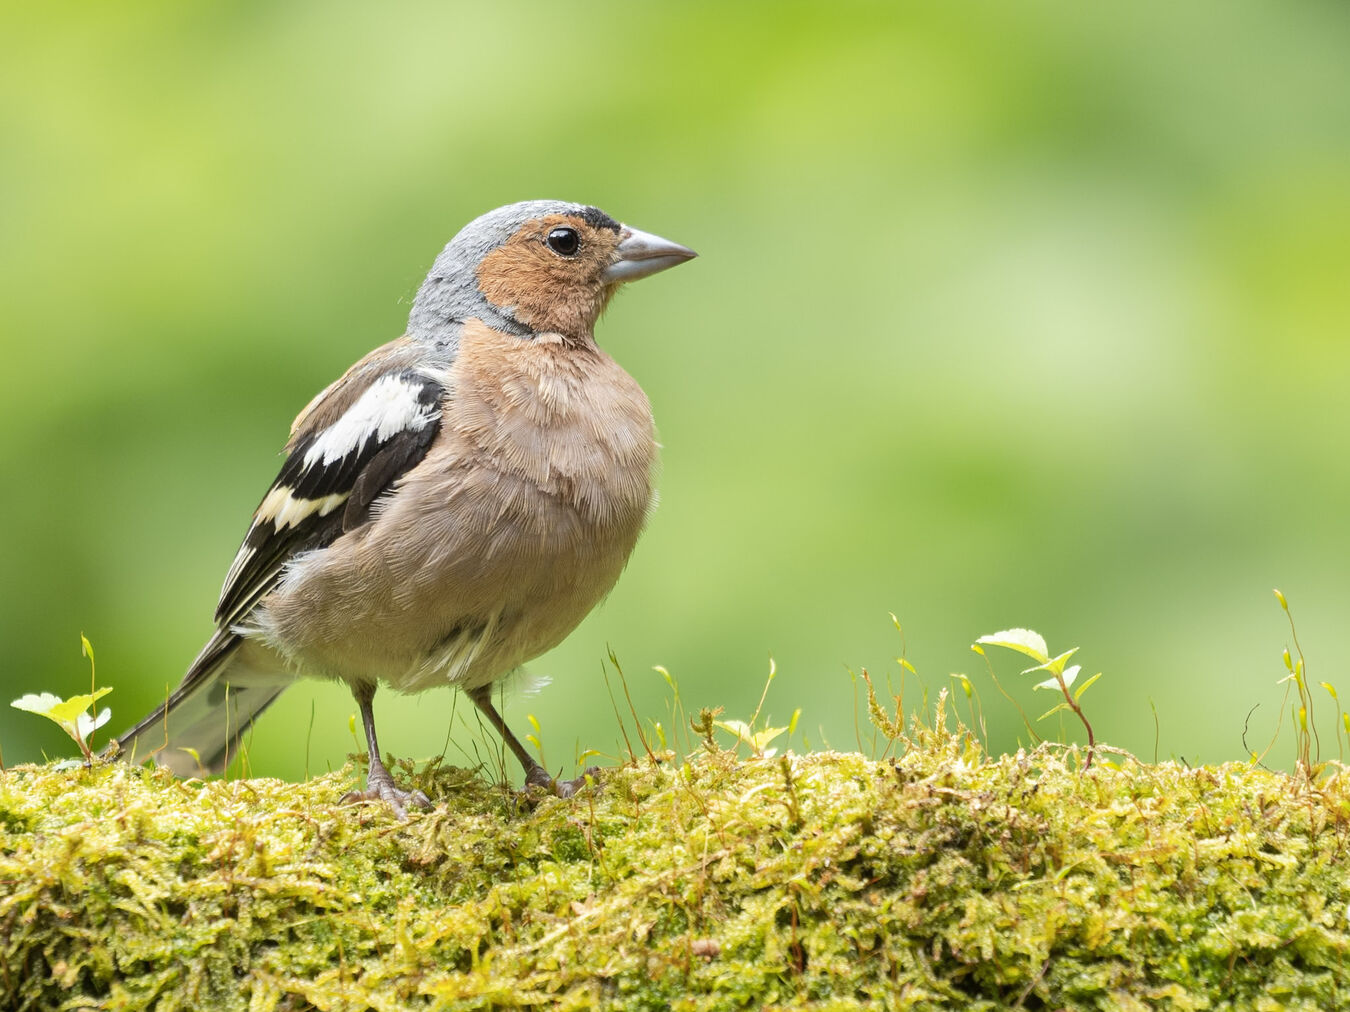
[{"left": 343, "top": 435, "right": 433, "bottom": 530}]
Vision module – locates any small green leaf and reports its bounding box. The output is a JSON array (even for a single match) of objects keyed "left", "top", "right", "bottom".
[
  {"left": 1033, "top": 677, "right": 1062, "bottom": 692},
  {"left": 77, "top": 708, "right": 111, "bottom": 741},
  {"left": 751, "top": 726, "right": 787, "bottom": 751},
  {"left": 714, "top": 719, "right": 753, "bottom": 744},
  {"left": 1022, "top": 649, "right": 1080, "bottom": 678},
  {"left": 976, "top": 628, "right": 1049, "bottom": 664},
  {"left": 12, "top": 687, "right": 114, "bottom": 750},
  {"left": 46, "top": 688, "right": 112, "bottom": 728},
  {"left": 1038, "top": 702, "right": 1071, "bottom": 721},
  {"left": 11, "top": 692, "right": 65, "bottom": 716},
  {"left": 716, "top": 718, "right": 780, "bottom": 754},
  {"left": 1074, "top": 672, "right": 1104, "bottom": 701}
]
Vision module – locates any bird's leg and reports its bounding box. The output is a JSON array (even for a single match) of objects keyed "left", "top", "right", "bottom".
[
  {"left": 467, "top": 684, "right": 599, "bottom": 798},
  {"left": 340, "top": 680, "right": 431, "bottom": 819}
]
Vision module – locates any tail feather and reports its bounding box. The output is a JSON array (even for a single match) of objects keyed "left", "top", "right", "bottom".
[{"left": 111, "top": 631, "right": 292, "bottom": 776}]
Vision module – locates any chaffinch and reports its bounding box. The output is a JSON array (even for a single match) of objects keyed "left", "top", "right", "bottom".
[{"left": 112, "top": 201, "right": 696, "bottom": 816}]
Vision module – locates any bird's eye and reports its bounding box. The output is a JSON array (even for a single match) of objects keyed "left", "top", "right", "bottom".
[{"left": 546, "top": 227, "right": 580, "bottom": 256}]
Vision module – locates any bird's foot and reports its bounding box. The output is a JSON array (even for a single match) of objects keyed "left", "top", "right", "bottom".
[
  {"left": 524, "top": 762, "right": 602, "bottom": 799},
  {"left": 341, "top": 759, "right": 431, "bottom": 820}
]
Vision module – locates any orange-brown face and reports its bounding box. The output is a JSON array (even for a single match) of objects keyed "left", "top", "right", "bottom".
[{"left": 475, "top": 213, "right": 625, "bottom": 340}]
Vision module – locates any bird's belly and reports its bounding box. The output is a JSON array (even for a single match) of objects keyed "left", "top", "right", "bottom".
[{"left": 248, "top": 460, "right": 651, "bottom": 692}]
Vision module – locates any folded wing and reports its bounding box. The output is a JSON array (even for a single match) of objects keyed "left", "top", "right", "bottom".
[{"left": 113, "top": 339, "right": 451, "bottom": 770}]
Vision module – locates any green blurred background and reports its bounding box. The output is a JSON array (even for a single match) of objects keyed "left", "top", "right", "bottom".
[{"left": 3, "top": 2, "right": 1349, "bottom": 777}]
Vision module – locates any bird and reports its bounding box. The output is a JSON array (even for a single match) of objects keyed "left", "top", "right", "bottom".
[{"left": 111, "top": 200, "right": 696, "bottom": 816}]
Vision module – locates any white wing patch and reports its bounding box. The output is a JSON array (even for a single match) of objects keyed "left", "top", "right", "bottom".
[
  {"left": 302, "top": 373, "right": 439, "bottom": 468},
  {"left": 256, "top": 487, "right": 349, "bottom": 531},
  {"left": 223, "top": 488, "right": 348, "bottom": 600}
]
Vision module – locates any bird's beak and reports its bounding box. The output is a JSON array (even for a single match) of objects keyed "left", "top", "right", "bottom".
[{"left": 602, "top": 226, "right": 698, "bottom": 284}]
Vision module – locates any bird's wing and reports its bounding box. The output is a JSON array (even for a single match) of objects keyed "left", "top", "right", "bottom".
[
  {"left": 215, "top": 337, "right": 450, "bottom": 629},
  {"left": 107, "top": 338, "right": 453, "bottom": 770}
]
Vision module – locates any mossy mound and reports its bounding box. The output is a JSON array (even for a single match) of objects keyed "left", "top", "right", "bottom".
[{"left": 2, "top": 739, "right": 1349, "bottom": 1010}]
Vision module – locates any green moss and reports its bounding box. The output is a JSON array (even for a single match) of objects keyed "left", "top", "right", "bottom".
[{"left": 2, "top": 738, "right": 1349, "bottom": 1010}]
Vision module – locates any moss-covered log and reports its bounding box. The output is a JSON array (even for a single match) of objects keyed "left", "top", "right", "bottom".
[{"left": 2, "top": 738, "right": 1349, "bottom": 1010}]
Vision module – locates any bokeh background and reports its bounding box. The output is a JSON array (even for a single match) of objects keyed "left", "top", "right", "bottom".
[{"left": 3, "top": 2, "right": 1349, "bottom": 778}]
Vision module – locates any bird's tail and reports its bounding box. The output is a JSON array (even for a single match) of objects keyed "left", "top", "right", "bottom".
[{"left": 109, "top": 631, "right": 290, "bottom": 776}]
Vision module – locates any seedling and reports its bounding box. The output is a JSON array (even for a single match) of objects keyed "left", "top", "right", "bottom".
[
  {"left": 974, "top": 627, "right": 1101, "bottom": 768},
  {"left": 11, "top": 636, "right": 112, "bottom": 765}
]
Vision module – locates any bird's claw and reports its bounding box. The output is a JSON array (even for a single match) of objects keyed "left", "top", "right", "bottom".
[
  {"left": 341, "top": 765, "right": 431, "bottom": 820},
  {"left": 525, "top": 763, "right": 601, "bottom": 798}
]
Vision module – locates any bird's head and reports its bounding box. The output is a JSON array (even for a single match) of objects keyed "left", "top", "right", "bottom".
[{"left": 409, "top": 200, "right": 696, "bottom": 345}]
